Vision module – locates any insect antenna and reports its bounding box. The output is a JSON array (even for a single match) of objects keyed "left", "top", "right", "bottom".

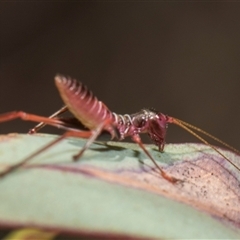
[
  {"left": 172, "top": 118, "right": 240, "bottom": 155},
  {"left": 169, "top": 117, "right": 240, "bottom": 172}
]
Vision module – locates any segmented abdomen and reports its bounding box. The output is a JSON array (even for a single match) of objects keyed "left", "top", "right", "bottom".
[{"left": 55, "top": 75, "right": 114, "bottom": 130}]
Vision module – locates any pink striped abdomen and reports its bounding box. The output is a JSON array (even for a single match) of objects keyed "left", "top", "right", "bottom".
[{"left": 55, "top": 75, "right": 113, "bottom": 130}]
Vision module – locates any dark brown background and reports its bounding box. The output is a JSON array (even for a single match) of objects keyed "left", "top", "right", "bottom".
[{"left": 1, "top": 2, "right": 240, "bottom": 149}]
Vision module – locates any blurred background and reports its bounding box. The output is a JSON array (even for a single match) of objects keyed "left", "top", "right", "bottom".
[{"left": 1, "top": 2, "right": 240, "bottom": 149}]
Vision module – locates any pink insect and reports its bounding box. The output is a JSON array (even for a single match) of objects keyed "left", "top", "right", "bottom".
[{"left": 0, "top": 74, "right": 239, "bottom": 183}]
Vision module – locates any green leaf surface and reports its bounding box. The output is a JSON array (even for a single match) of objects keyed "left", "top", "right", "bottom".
[{"left": 0, "top": 134, "right": 239, "bottom": 239}]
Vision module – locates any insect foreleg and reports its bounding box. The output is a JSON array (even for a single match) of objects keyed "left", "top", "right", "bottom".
[{"left": 131, "top": 134, "right": 178, "bottom": 183}]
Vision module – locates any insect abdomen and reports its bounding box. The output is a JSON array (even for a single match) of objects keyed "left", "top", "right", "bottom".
[{"left": 55, "top": 75, "right": 113, "bottom": 130}]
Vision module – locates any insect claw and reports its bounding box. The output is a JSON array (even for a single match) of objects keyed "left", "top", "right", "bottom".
[
  {"left": 28, "top": 128, "right": 36, "bottom": 134},
  {"left": 72, "top": 153, "right": 83, "bottom": 161},
  {"left": 161, "top": 171, "right": 180, "bottom": 184}
]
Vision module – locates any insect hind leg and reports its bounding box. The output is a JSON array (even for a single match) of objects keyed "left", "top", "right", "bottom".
[
  {"left": 0, "top": 130, "right": 93, "bottom": 178},
  {"left": 29, "top": 106, "right": 68, "bottom": 133},
  {"left": 0, "top": 111, "right": 66, "bottom": 129}
]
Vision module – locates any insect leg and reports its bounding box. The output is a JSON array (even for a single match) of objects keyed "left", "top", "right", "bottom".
[
  {"left": 132, "top": 134, "right": 178, "bottom": 183},
  {"left": 73, "top": 121, "right": 118, "bottom": 161},
  {"left": 29, "top": 106, "right": 68, "bottom": 133},
  {"left": 0, "top": 130, "right": 92, "bottom": 178},
  {"left": 0, "top": 111, "right": 67, "bottom": 128}
]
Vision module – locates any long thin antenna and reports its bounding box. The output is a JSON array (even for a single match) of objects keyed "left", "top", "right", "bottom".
[
  {"left": 169, "top": 117, "right": 240, "bottom": 172},
  {"left": 173, "top": 117, "right": 240, "bottom": 155}
]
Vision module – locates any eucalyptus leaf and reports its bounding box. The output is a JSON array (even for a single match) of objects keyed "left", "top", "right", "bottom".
[{"left": 0, "top": 134, "right": 239, "bottom": 239}]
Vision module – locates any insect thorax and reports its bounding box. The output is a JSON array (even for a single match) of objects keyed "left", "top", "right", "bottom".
[{"left": 113, "top": 109, "right": 165, "bottom": 139}]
